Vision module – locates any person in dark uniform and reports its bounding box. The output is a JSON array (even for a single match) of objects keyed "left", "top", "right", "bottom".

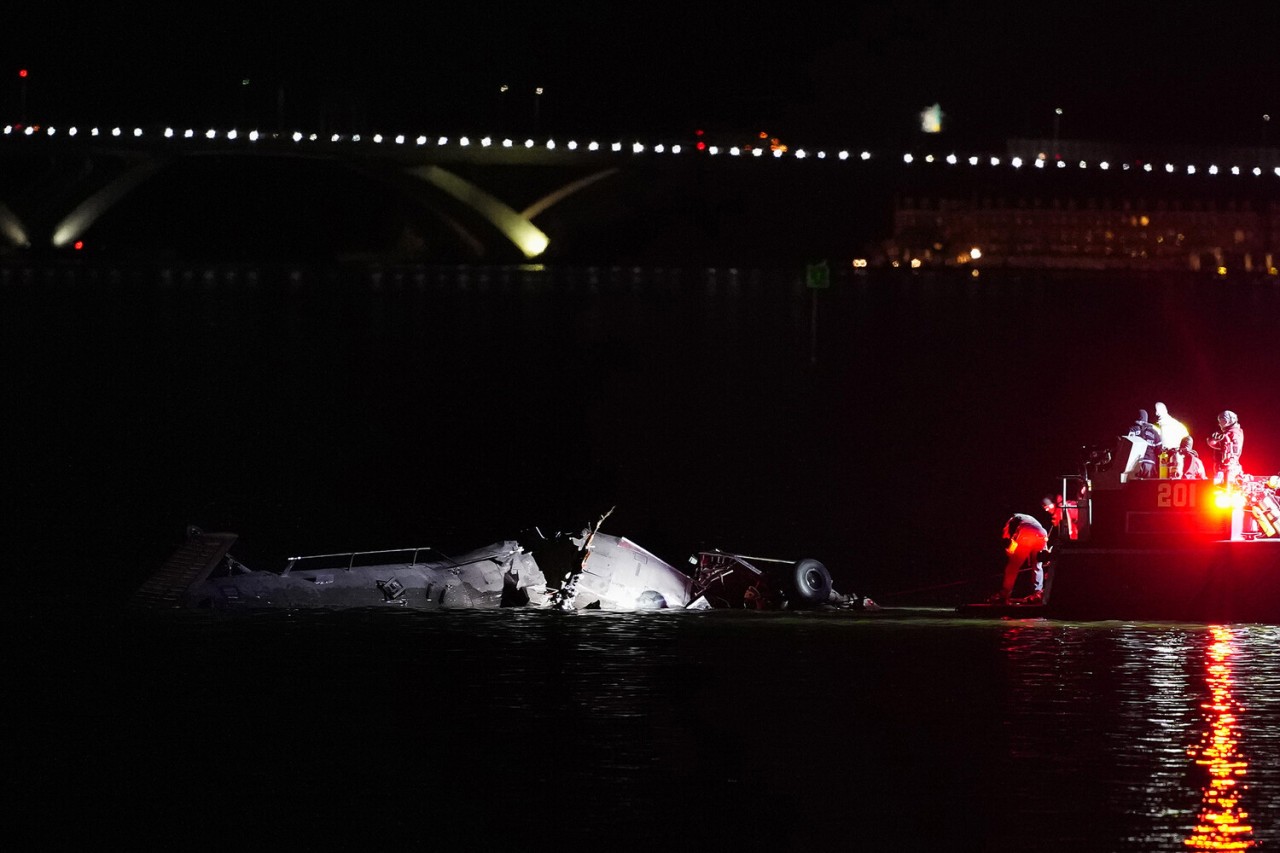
[
  {"left": 988, "top": 512, "right": 1049, "bottom": 605},
  {"left": 1127, "top": 409, "right": 1161, "bottom": 478}
]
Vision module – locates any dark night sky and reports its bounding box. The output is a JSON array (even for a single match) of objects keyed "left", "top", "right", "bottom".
[{"left": 8, "top": 2, "right": 1280, "bottom": 150}]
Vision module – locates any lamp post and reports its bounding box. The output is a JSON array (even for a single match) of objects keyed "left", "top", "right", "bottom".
[
  {"left": 1052, "top": 106, "right": 1063, "bottom": 159},
  {"left": 534, "top": 86, "right": 543, "bottom": 131}
]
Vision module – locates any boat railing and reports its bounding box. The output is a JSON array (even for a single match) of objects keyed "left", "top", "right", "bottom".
[{"left": 283, "top": 546, "right": 441, "bottom": 574}]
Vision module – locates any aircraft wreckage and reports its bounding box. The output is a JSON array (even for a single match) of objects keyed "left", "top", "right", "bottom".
[{"left": 130, "top": 511, "right": 875, "bottom": 613}]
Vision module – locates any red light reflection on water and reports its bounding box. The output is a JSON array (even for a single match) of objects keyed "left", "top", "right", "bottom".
[{"left": 1184, "top": 626, "right": 1255, "bottom": 850}]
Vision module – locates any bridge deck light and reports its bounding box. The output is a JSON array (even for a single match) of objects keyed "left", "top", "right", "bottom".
[
  {"left": 860, "top": 151, "right": 871, "bottom": 160},
  {"left": 417, "top": 135, "right": 428, "bottom": 146},
  {"left": 838, "top": 151, "right": 849, "bottom": 160},
  {"left": 394, "top": 135, "right": 405, "bottom": 145},
  {"left": 438, "top": 136, "right": 449, "bottom": 146}
]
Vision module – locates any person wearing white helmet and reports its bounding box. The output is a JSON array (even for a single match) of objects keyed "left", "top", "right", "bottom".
[
  {"left": 1207, "top": 410, "right": 1244, "bottom": 485},
  {"left": 1153, "top": 402, "right": 1189, "bottom": 477}
]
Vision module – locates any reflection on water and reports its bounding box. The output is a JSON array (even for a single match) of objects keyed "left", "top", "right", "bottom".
[
  {"left": 12, "top": 606, "right": 1280, "bottom": 850},
  {"left": 1185, "top": 625, "right": 1255, "bottom": 850}
]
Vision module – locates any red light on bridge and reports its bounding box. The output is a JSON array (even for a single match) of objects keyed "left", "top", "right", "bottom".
[
  {"left": 73, "top": 241, "right": 83, "bottom": 251},
  {"left": 18, "top": 69, "right": 28, "bottom": 78}
]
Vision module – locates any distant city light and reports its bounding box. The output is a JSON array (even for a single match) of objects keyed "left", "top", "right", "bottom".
[{"left": 920, "top": 103, "right": 943, "bottom": 133}]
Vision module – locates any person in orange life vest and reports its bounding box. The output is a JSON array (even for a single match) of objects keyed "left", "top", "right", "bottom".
[
  {"left": 988, "top": 513, "right": 1049, "bottom": 605},
  {"left": 1177, "top": 436, "right": 1207, "bottom": 480},
  {"left": 1207, "top": 410, "right": 1244, "bottom": 485}
]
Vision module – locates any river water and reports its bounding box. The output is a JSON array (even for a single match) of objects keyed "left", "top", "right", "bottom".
[
  {"left": 9, "top": 608, "right": 1280, "bottom": 851},
  {"left": 7, "top": 262, "right": 1280, "bottom": 848}
]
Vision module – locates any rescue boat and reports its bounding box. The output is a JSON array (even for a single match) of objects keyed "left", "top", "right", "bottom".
[{"left": 1036, "top": 435, "right": 1280, "bottom": 623}]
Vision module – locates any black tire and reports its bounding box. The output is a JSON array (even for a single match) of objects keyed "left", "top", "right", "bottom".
[{"left": 785, "top": 558, "right": 833, "bottom": 608}]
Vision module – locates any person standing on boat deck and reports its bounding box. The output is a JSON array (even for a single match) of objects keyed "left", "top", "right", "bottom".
[
  {"left": 1127, "top": 409, "right": 1161, "bottom": 478},
  {"left": 989, "top": 513, "right": 1049, "bottom": 605},
  {"left": 1177, "top": 436, "right": 1207, "bottom": 480},
  {"left": 1153, "top": 402, "right": 1189, "bottom": 478},
  {"left": 1207, "top": 410, "right": 1244, "bottom": 485}
]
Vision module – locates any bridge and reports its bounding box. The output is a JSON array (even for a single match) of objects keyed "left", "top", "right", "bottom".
[{"left": 5, "top": 122, "right": 1280, "bottom": 270}]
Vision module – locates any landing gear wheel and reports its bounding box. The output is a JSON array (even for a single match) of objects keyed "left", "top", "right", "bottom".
[{"left": 785, "top": 558, "right": 833, "bottom": 608}]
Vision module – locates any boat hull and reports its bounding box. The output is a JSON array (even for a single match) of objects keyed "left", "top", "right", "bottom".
[{"left": 1047, "top": 540, "right": 1280, "bottom": 622}]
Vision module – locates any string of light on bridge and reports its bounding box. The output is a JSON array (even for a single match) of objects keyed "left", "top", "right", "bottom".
[{"left": 7, "top": 122, "right": 1280, "bottom": 179}]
